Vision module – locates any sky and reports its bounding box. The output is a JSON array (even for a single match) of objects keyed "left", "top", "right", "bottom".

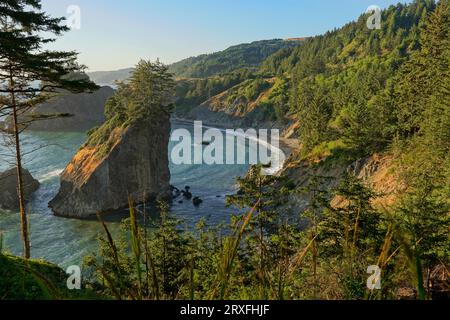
[{"left": 41, "top": 0, "right": 413, "bottom": 72}]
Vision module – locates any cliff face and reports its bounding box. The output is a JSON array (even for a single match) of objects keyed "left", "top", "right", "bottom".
[
  {"left": 49, "top": 116, "right": 171, "bottom": 218},
  {"left": 0, "top": 168, "right": 40, "bottom": 211},
  {"left": 22, "top": 86, "right": 114, "bottom": 132},
  {"left": 281, "top": 153, "right": 403, "bottom": 213}
]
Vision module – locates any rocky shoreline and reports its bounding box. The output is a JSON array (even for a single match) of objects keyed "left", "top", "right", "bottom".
[{"left": 172, "top": 116, "right": 299, "bottom": 171}]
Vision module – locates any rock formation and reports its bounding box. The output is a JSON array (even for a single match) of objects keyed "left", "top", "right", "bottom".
[
  {"left": 49, "top": 60, "right": 175, "bottom": 219},
  {"left": 49, "top": 116, "right": 171, "bottom": 218},
  {"left": 11, "top": 86, "right": 114, "bottom": 132},
  {"left": 0, "top": 168, "right": 40, "bottom": 211},
  {"left": 280, "top": 153, "right": 402, "bottom": 215}
]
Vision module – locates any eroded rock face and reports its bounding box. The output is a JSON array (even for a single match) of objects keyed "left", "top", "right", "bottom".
[
  {"left": 280, "top": 153, "right": 401, "bottom": 215},
  {"left": 48, "top": 116, "right": 171, "bottom": 218},
  {"left": 0, "top": 168, "right": 40, "bottom": 211},
  {"left": 19, "top": 86, "right": 114, "bottom": 132}
]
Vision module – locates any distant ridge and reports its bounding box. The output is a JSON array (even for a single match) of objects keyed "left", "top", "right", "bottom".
[
  {"left": 285, "top": 37, "right": 308, "bottom": 41},
  {"left": 168, "top": 39, "right": 300, "bottom": 78},
  {"left": 87, "top": 39, "right": 304, "bottom": 85},
  {"left": 87, "top": 68, "right": 133, "bottom": 86}
]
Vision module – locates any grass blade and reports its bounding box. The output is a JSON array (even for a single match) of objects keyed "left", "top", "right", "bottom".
[{"left": 128, "top": 197, "right": 143, "bottom": 299}]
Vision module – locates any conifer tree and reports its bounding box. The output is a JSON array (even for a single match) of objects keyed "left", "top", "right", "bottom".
[
  {"left": 395, "top": 0, "right": 449, "bottom": 137},
  {"left": 0, "top": 0, "right": 97, "bottom": 258},
  {"left": 394, "top": 0, "right": 449, "bottom": 299},
  {"left": 226, "top": 165, "right": 288, "bottom": 298}
]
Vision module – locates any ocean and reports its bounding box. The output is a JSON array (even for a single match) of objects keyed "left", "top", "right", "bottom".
[{"left": 0, "top": 120, "right": 261, "bottom": 267}]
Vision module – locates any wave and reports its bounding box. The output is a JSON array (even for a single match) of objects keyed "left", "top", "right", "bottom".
[
  {"left": 38, "top": 169, "right": 64, "bottom": 182},
  {"left": 201, "top": 123, "right": 286, "bottom": 175}
]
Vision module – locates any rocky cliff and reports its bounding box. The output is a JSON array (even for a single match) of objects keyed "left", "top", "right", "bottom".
[
  {"left": 19, "top": 86, "right": 114, "bottom": 132},
  {"left": 281, "top": 153, "right": 403, "bottom": 214},
  {"left": 49, "top": 116, "right": 171, "bottom": 218},
  {"left": 0, "top": 167, "right": 40, "bottom": 211}
]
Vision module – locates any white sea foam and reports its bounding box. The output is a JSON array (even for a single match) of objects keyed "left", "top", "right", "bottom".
[
  {"left": 170, "top": 121, "right": 286, "bottom": 175},
  {"left": 38, "top": 169, "right": 64, "bottom": 182}
]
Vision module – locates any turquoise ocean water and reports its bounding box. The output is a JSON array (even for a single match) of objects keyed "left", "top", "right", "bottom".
[{"left": 0, "top": 121, "right": 256, "bottom": 267}]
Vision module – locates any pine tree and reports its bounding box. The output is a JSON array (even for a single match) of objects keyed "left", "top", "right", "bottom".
[
  {"left": 393, "top": 0, "right": 450, "bottom": 300},
  {"left": 295, "top": 78, "right": 331, "bottom": 152},
  {"left": 395, "top": 0, "right": 449, "bottom": 137},
  {"left": 0, "top": 0, "right": 97, "bottom": 258},
  {"left": 226, "top": 165, "right": 288, "bottom": 298},
  {"left": 319, "top": 174, "right": 384, "bottom": 299}
]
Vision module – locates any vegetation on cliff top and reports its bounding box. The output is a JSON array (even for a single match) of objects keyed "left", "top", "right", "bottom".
[{"left": 86, "top": 60, "right": 175, "bottom": 157}]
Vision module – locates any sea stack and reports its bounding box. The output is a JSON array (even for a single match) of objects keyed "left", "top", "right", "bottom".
[
  {"left": 49, "top": 61, "right": 174, "bottom": 218},
  {"left": 0, "top": 168, "right": 40, "bottom": 211}
]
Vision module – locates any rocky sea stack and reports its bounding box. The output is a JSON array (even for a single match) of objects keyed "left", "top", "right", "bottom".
[
  {"left": 0, "top": 168, "right": 40, "bottom": 211},
  {"left": 49, "top": 61, "right": 174, "bottom": 218}
]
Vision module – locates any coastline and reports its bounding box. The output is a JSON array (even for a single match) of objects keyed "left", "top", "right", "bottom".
[{"left": 171, "top": 116, "right": 299, "bottom": 174}]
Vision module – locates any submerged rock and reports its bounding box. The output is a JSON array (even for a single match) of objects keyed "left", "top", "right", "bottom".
[
  {"left": 49, "top": 118, "right": 171, "bottom": 218},
  {"left": 0, "top": 167, "right": 40, "bottom": 211},
  {"left": 181, "top": 187, "right": 192, "bottom": 200},
  {"left": 171, "top": 185, "right": 181, "bottom": 199},
  {"left": 193, "top": 196, "right": 203, "bottom": 206}
]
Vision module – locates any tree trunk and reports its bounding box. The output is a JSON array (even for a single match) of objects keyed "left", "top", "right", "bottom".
[
  {"left": 415, "top": 250, "right": 426, "bottom": 300},
  {"left": 10, "top": 75, "right": 30, "bottom": 259},
  {"left": 258, "top": 176, "right": 266, "bottom": 299}
]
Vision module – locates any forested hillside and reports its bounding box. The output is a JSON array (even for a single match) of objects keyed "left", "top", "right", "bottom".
[
  {"left": 272, "top": 0, "right": 444, "bottom": 159},
  {"left": 169, "top": 39, "right": 302, "bottom": 78},
  {"left": 87, "top": 40, "right": 302, "bottom": 87},
  {"left": 175, "top": 0, "right": 448, "bottom": 160},
  {"left": 158, "top": 0, "right": 448, "bottom": 300}
]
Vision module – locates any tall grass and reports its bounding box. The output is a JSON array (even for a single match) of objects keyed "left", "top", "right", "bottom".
[
  {"left": 209, "top": 201, "right": 258, "bottom": 300},
  {"left": 288, "top": 234, "right": 318, "bottom": 279},
  {"left": 128, "top": 197, "right": 143, "bottom": 299},
  {"left": 96, "top": 213, "right": 126, "bottom": 300},
  {"left": 84, "top": 177, "right": 446, "bottom": 301}
]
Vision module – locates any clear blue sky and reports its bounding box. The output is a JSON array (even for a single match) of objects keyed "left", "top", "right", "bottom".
[{"left": 41, "top": 0, "right": 412, "bottom": 71}]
